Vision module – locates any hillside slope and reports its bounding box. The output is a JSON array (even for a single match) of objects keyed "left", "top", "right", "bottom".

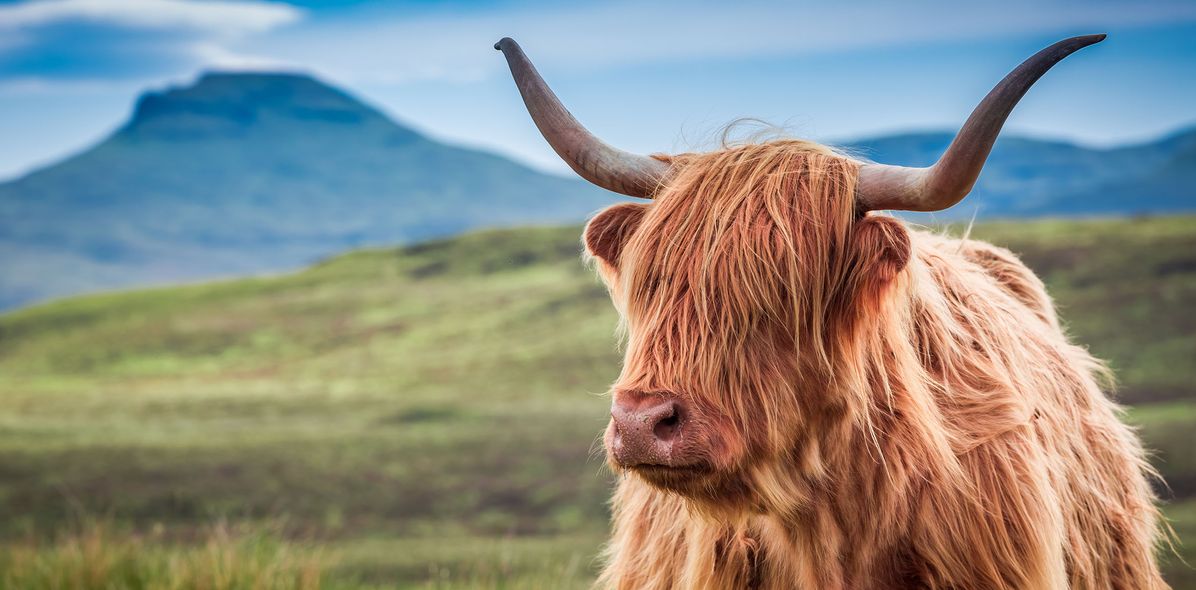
[{"left": 0, "top": 216, "right": 1194, "bottom": 586}]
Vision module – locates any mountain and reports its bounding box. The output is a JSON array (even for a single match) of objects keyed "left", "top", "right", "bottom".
[
  {"left": 0, "top": 72, "right": 610, "bottom": 310},
  {"left": 1046, "top": 137, "right": 1196, "bottom": 216},
  {"left": 843, "top": 127, "right": 1196, "bottom": 218},
  {"left": 0, "top": 71, "right": 1193, "bottom": 310}
]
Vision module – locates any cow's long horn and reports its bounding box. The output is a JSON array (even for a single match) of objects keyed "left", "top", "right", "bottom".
[
  {"left": 495, "top": 37, "right": 669, "bottom": 199},
  {"left": 857, "top": 34, "right": 1105, "bottom": 212}
]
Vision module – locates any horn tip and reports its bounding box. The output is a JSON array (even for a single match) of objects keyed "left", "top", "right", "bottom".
[{"left": 494, "top": 37, "right": 516, "bottom": 52}]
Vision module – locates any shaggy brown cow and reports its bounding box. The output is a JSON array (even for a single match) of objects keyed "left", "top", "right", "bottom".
[{"left": 497, "top": 35, "right": 1168, "bottom": 589}]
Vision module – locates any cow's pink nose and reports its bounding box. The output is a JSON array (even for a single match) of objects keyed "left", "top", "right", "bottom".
[{"left": 609, "top": 396, "right": 685, "bottom": 467}]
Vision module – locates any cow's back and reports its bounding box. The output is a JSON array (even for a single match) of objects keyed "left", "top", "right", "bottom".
[{"left": 912, "top": 230, "right": 1168, "bottom": 589}]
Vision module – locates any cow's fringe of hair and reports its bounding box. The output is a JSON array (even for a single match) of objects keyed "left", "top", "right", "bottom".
[{"left": 592, "top": 140, "right": 1169, "bottom": 589}]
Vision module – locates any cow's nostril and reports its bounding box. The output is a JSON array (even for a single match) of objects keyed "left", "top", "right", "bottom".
[{"left": 653, "top": 406, "right": 680, "bottom": 442}]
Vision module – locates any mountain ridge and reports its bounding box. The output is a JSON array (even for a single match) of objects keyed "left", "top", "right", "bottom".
[
  {"left": 0, "top": 71, "right": 611, "bottom": 310},
  {"left": 1, "top": 71, "right": 1193, "bottom": 310}
]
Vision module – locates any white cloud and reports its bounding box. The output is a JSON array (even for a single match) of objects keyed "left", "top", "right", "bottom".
[
  {"left": 0, "top": 1, "right": 305, "bottom": 90},
  {"left": 246, "top": 0, "right": 1196, "bottom": 84},
  {"left": 0, "top": 0, "right": 302, "bottom": 36},
  {"left": 188, "top": 41, "right": 297, "bottom": 71}
]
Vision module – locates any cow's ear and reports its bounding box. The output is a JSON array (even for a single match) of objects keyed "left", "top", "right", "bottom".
[
  {"left": 847, "top": 215, "right": 911, "bottom": 302},
  {"left": 584, "top": 203, "right": 648, "bottom": 268}
]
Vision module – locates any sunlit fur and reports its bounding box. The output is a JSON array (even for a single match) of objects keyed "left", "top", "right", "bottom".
[{"left": 584, "top": 140, "right": 1168, "bottom": 589}]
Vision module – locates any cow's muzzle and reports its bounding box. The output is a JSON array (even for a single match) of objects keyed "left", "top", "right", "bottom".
[{"left": 607, "top": 393, "right": 700, "bottom": 469}]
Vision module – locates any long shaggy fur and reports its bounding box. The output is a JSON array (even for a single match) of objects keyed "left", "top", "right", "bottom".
[{"left": 584, "top": 140, "right": 1167, "bottom": 589}]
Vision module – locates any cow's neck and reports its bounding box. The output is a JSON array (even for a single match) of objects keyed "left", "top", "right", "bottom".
[
  {"left": 742, "top": 409, "right": 925, "bottom": 588},
  {"left": 604, "top": 475, "right": 886, "bottom": 589}
]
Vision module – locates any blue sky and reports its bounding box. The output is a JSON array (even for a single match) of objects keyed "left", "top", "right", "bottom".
[{"left": 1, "top": 0, "right": 1195, "bottom": 180}]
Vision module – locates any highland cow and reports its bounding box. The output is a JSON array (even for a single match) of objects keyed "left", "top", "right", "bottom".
[{"left": 497, "top": 35, "right": 1167, "bottom": 589}]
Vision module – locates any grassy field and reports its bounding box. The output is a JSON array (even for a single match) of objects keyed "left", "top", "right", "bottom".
[{"left": 0, "top": 215, "right": 1193, "bottom": 588}]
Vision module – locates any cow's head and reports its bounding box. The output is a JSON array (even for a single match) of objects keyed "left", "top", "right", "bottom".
[
  {"left": 582, "top": 142, "right": 913, "bottom": 507},
  {"left": 495, "top": 35, "right": 1103, "bottom": 508}
]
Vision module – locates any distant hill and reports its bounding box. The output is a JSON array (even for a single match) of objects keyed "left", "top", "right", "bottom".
[
  {"left": 0, "top": 71, "right": 1192, "bottom": 310},
  {"left": 1044, "top": 137, "right": 1196, "bottom": 216},
  {"left": 843, "top": 127, "right": 1196, "bottom": 217},
  {"left": 0, "top": 72, "right": 610, "bottom": 309}
]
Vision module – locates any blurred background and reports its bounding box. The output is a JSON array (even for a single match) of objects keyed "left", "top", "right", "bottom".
[{"left": 0, "top": 0, "right": 1193, "bottom": 588}]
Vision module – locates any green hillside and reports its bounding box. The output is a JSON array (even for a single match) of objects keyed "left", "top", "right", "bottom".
[{"left": 0, "top": 216, "right": 1194, "bottom": 587}]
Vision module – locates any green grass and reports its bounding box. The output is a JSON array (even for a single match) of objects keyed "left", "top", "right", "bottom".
[
  {"left": 0, "top": 521, "right": 602, "bottom": 590},
  {"left": 0, "top": 520, "right": 328, "bottom": 590},
  {"left": 1, "top": 216, "right": 1194, "bottom": 587}
]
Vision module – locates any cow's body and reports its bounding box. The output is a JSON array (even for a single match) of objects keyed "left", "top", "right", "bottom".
[
  {"left": 589, "top": 143, "right": 1166, "bottom": 590},
  {"left": 492, "top": 34, "right": 1167, "bottom": 589}
]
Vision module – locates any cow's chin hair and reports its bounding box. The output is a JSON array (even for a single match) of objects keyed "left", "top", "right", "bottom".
[{"left": 627, "top": 463, "right": 753, "bottom": 509}]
